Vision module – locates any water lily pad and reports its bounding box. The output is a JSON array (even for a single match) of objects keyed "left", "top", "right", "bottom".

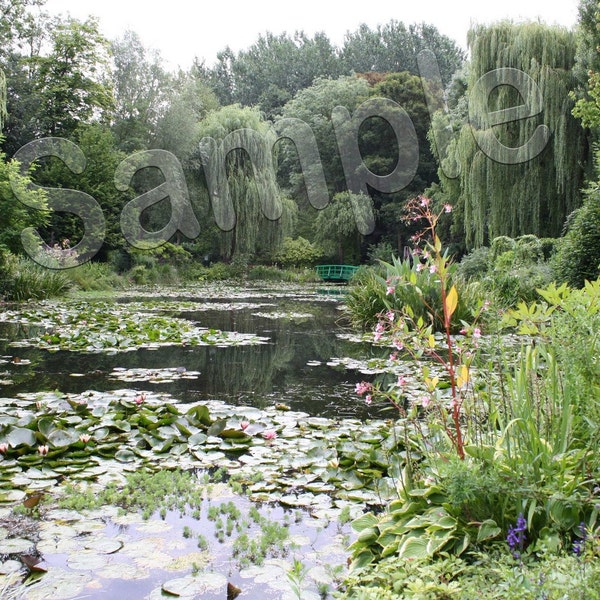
[
  {"left": 0, "top": 489, "right": 26, "bottom": 503},
  {"left": 161, "top": 573, "right": 227, "bottom": 597},
  {"left": 1, "top": 537, "right": 34, "bottom": 553},
  {"left": 24, "top": 568, "right": 91, "bottom": 600},
  {"left": 67, "top": 551, "right": 109, "bottom": 570}
]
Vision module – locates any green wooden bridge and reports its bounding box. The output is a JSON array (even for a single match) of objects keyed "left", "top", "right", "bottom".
[{"left": 315, "top": 264, "right": 359, "bottom": 282}]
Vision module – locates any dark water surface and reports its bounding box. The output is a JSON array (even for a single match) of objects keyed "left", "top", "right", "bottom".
[{"left": 0, "top": 285, "right": 380, "bottom": 419}]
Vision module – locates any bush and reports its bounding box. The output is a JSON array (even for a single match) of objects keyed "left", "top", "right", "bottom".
[
  {"left": 553, "top": 185, "right": 600, "bottom": 287},
  {"left": 65, "top": 262, "right": 124, "bottom": 291},
  {"left": 274, "top": 237, "right": 322, "bottom": 269},
  {"left": 345, "top": 257, "right": 476, "bottom": 332},
  {"left": 0, "top": 257, "right": 71, "bottom": 301},
  {"left": 457, "top": 247, "right": 491, "bottom": 281}
]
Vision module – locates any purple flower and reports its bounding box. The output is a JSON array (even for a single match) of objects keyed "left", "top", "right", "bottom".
[{"left": 507, "top": 513, "right": 527, "bottom": 558}]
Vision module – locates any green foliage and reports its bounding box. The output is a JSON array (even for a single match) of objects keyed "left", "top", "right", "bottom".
[
  {"left": 346, "top": 256, "right": 474, "bottom": 332},
  {"left": 64, "top": 262, "right": 124, "bottom": 291},
  {"left": 274, "top": 236, "right": 322, "bottom": 268},
  {"left": 553, "top": 181, "right": 600, "bottom": 287},
  {"left": 0, "top": 257, "right": 71, "bottom": 301},
  {"left": 340, "top": 551, "right": 600, "bottom": 599},
  {"left": 458, "top": 235, "right": 555, "bottom": 307},
  {"left": 434, "top": 22, "right": 587, "bottom": 248}
]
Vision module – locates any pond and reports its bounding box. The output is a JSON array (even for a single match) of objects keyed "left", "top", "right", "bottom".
[
  {"left": 0, "top": 284, "right": 382, "bottom": 419},
  {"left": 0, "top": 283, "right": 401, "bottom": 600}
]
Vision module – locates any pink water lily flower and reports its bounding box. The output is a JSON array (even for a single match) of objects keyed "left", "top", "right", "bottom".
[
  {"left": 0, "top": 442, "right": 8, "bottom": 454},
  {"left": 134, "top": 393, "right": 146, "bottom": 405},
  {"left": 240, "top": 421, "right": 250, "bottom": 431},
  {"left": 38, "top": 445, "right": 49, "bottom": 456},
  {"left": 79, "top": 434, "right": 91, "bottom": 444},
  {"left": 262, "top": 430, "right": 277, "bottom": 441}
]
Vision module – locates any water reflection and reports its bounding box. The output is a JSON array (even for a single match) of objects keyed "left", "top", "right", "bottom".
[{"left": 0, "top": 289, "right": 383, "bottom": 418}]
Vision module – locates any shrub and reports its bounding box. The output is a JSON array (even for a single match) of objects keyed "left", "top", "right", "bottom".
[
  {"left": 1, "top": 257, "right": 71, "bottom": 301},
  {"left": 553, "top": 184, "right": 600, "bottom": 287},
  {"left": 456, "top": 247, "right": 491, "bottom": 281},
  {"left": 274, "top": 237, "right": 322, "bottom": 269}
]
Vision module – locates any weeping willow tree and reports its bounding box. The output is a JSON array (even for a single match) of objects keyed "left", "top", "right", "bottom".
[
  {"left": 0, "top": 68, "right": 6, "bottom": 131},
  {"left": 196, "top": 104, "right": 296, "bottom": 260},
  {"left": 435, "top": 22, "right": 589, "bottom": 248}
]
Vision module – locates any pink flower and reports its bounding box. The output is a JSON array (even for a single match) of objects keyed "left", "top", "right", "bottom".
[
  {"left": 416, "top": 263, "right": 424, "bottom": 272},
  {"left": 459, "top": 328, "right": 467, "bottom": 335},
  {"left": 0, "top": 442, "right": 8, "bottom": 454},
  {"left": 473, "top": 328, "right": 481, "bottom": 339},
  {"left": 420, "top": 196, "right": 430, "bottom": 207},
  {"left": 429, "top": 264, "right": 437, "bottom": 274},
  {"left": 386, "top": 310, "right": 395, "bottom": 322},
  {"left": 38, "top": 445, "right": 49, "bottom": 456},
  {"left": 444, "top": 204, "right": 453, "bottom": 213},
  {"left": 262, "top": 430, "right": 277, "bottom": 441},
  {"left": 79, "top": 434, "right": 91, "bottom": 444},
  {"left": 374, "top": 332, "right": 383, "bottom": 342},
  {"left": 365, "top": 395, "right": 372, "bottom": 405},
  {"left": 386, "top": 286, "right": 395, "bottom": 295},
  {"left": 240, "top": 421, "right": 250, "bottom": 431},
  {"left": 389, "top": 352, "right": 398, "bottom": 361},
  {"left": 393, "top": 339, "right": 403, "bottom": 351},
  {"left": 355, "top": 382, "right": 373, "bottom": 396},
  {"left": 397, "top": 375, "right": 407, "bottom": 387},
  {"left": 421, "top": 396, "right": 432, "bottom": 408},
  {"left": 135, "top": 393, "right": 146, "bottom": 405}
]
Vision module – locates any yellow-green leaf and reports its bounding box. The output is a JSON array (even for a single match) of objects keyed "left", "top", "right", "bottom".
[{"left": 445, "top": 286, "right": 458, "bottom": 319}]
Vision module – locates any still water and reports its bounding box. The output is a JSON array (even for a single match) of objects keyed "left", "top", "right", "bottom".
[{"left": 0, "top": 285, "right": 380, "bottom": 419}]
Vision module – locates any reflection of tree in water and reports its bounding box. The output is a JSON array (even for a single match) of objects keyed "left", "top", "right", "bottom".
[{"left": 0, "top": 295, "right": 374, "bottom": 417}]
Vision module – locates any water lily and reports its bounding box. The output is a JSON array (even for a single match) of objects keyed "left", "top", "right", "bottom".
[
  {"left": 262, "top": 430, "right": 277, "bottom": 441},
  {"left": 135, "top": 393, "right": 146, "bottom": 405},
  {"left": 35, "top": 401, "right": 43, "bottom": 410},
  {"left": 240, "top": 421, "right": 250, "bottom": 431},
  {"left": 79, "top": 434, "right": 91, "bottom": 444},
  {"left": 38, "top": 445, "right": 49, "bottom": 456},
  {"left": 0, "top": 442, "right": 8, "bottom": 454}
]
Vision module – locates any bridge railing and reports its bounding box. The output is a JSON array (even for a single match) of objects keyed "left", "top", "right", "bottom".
[{"left": 315, "top": 264, "right": 359, "bottom": 281}]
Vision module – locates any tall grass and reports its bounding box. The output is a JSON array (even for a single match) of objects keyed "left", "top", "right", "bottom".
[{"left": 2, "top": 259, "right": 71, "bottom": 301}]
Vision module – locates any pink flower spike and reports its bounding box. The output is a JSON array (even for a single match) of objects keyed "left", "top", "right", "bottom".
[{"left": 263, "top": 430, "right": 277, "bottom": 441}]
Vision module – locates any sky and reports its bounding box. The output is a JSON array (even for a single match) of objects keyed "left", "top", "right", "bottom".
[{"left": 42, "top": 0, "right": 581, "bottom": 70}]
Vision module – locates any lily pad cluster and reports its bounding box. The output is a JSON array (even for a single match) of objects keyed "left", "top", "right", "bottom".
[
  {"left": 0, "top": 301, "right": 268, "bottom": 352},
  {"left": 109, "top": 367, "right": 200, "bottom": 384},
  {"left": 0, "top": 389, "right": 410, "bottom": 512}
]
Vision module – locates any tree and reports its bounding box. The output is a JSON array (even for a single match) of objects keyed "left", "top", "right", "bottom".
[
  {"left": 194, "top": 104, "right": 291, "bottom": 260},
  {"left": 432, "top": 22, "right": 589, "bottom": 249},
  {"left": 341, "top": 21, "right": 464, "bottom": 85},
  {"left": 30, "top": 17, "right": 114, "bottom": 138},
  {"left": 278, "top": 75, "right": 371, "bottom": 217},
  {"left": 110, "top": 31, "right": 172, "bottom": 152},
  {"left": 35, "top": 124, "right": 131, "bottom": 256},
  {"left": 205, "top": 31, "right": 342, "bottom": 117},
  {"left": 313, "top": 191, "right": 370, "bottom": 263},
  {"left": 0, "top": 147, "right": 48, "bottom": 277}
]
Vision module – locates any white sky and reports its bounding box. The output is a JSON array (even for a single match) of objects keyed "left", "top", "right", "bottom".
[{"left": 42, "top": 0, "right": 580, "bottom": 70}]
